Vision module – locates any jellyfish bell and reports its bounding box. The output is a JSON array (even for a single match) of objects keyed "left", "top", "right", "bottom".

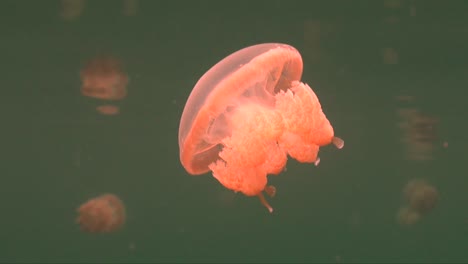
[
  {"left": 76, "top": 193, "right": 126, "bottom": 233},
  {"left": 80, "top": 55, "right": 128, "bottom": 100},
  {"left": 408, "top": 185, "right": 438, "bottom": 214},
  {"left": 80, "top": 55, "right": 129, "bottom": 115},
  {"left": 178, "top": 43, "right": 344, "bottom": 213}
]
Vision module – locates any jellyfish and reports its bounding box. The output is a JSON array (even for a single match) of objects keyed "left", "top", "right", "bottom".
[
  {"left": 396, "top": 95, "right": 439, "bottom": 161},
  {"left": 403, "top": 179, "right": 439, "bottom": 215},
  {"left": 397, "top": 179, "right": 439, "bottom": 226},
  {"left": 60, "top": 0, "right": 139, "bottom": 20},
  {"left": 76, "top": 193, "right": 126, "bottom": 233},
  {"left": 178, "top": 43, "right": 344, "bottom": 213},
  {"left": 80, "top": 55, "right": 129, "bottom": 115},
  {"left": 123, "top": 0, "right": 139, "bottom": 16},
  {"left": 60, "top": 0, "right": 86, "bottom": 21}
]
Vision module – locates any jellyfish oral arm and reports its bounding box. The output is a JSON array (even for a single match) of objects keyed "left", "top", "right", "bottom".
[{"left": 332, "top": 137, "right": 344, "bottom": 149}]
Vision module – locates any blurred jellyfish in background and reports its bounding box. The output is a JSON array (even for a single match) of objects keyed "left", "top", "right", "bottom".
[
  {"left": 59, "top": 0, "right": 86, "bottom": 21},
  {"left": 76, "top": 193, "right": 126, "bottom": 233},
  {"left": 397, "top": 178, "right": 439, "bottom": 226},
  {"left": 403, "top": 179, "right": 439, "bottom": 214},
  {"left": 382, "top": 0, "right": 403, "bottom": 64},
  {"left": 396, "top": 95, "right": 439, "bottom": 161},
  {"left": 122, "top": 0, "right": 139, "bottom": 17},
  {"left": 59, "top": 0, "right": 139, "bottom": 21},
  {"left": 80, "top": 55, "right": 129, "bottom": 115},
  {"left": 383, "top": 0, "right": 402, "bottom": 25},
  {"left": 382, "top": 47, "right": 399, "bottom": 65}
]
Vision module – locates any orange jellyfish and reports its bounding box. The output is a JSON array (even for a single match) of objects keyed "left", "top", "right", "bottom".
[
  {"left": 80, "top": 55, "right": 129, "bottom": 115},
  {"left": 76, "top": 193, "right": 126, "bottom": 233},
  {"left": 178, "top": 43, "right": 344, "bottom": 212}
]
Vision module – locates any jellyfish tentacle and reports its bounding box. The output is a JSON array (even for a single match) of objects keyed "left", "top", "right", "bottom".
[
  {"left": 258, "top": 192, "right": 273, "bottom": 213},
  {"left": 332, "top": 137, "right": 344, "bottom": 149},
  {"left": 314, "top": 157, "right": 321, "bottom": 166},
  {"left": 258, "top": 186, "right": 277, "bottom": 213}
]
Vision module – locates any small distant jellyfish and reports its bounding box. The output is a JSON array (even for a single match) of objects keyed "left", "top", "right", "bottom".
[
  {"left": 178, "top": 43, "right": 344, "bottom": 213},
  {"left": 397, "top": 179, "right": 438, "bottom": 226},
  {"left": 403, "top": 179, "right": 439, "bottom": 214},
  {"left": 396, "top": 95, "right": 439, "bottom": 161},
  {"left": 80, "top": 55, "right": 129, "bottom": 115},
  {"left": 60, "top": 0, "right": 139, "bottom": 20},
  {"left": 60, "top": 0, "right": 86, "bottom": 21},
  {"left": 122, "top": 0, "right": 139, "bottom": 16},
  {"left": 76, "top": 193, "right": 126, "bottom": 233}
]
